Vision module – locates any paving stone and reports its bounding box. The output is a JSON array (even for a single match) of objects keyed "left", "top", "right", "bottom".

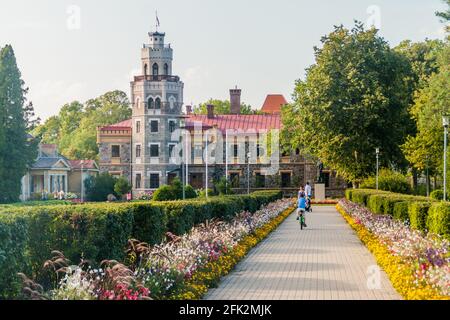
[{"left": 205, "top": 206, "right": 401, "bottom": 300}]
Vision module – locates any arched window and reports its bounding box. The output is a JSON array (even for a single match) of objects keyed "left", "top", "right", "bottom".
[
  {"left": 168, "top": 96, "right": 176, "bottom": 109},
  {"left": 152, "top": 63, "right": 159, "bottom": 77},
  {"left": 144, "top": 64, "right": 148, "bottom": 76},
  {"left": 155, "top": 98, "right": 161, "bottom": 110},
  {"left": 164, "top": 63, "right": 169, "bottom": 75},
  {"left": 135, "top": 97, "right": 141, "bottom": 109},
  {"left": 148, "top": 97, "right": 154, "bottom": 109}
]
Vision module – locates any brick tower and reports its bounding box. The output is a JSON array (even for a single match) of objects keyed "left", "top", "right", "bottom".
[{"left": 130, "top": 30, "right": 184, "bottom": 194}]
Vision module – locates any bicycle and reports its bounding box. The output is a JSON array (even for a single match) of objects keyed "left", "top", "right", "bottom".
[{"left": 299, "top": 209, "right": 306, "bottom": 230}]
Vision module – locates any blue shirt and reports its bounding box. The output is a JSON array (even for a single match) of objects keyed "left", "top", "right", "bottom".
[{"left": 298, "top": 198, "right": 306, "bottom": 209}]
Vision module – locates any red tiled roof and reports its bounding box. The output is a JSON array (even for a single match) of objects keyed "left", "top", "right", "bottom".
[
  {"left": 100, "top": 119, "right": 133, "bottom": 131},
  {"left": 68, "top": 160, "right": 98, "bottom": 170},
  {"left": 186, "top": 114, "right": 281, "bottom": 132},
  {"left": 100, "top": 113, "right": 282, "bottom": 133},
  {"left": 261, "top": 95, "right": 288, "bottom": 114}
]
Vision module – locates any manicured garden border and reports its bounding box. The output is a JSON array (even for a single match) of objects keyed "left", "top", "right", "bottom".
[
  {"left": 168, "top": 206, "right": 296, "bottom": 300},
  {"left": 336, "top": 203, "right": 448, "bottom": 300}
]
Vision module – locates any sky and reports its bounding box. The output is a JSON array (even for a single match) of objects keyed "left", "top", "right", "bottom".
[{"left": 0, "top": 0, "right": 448, "bottom": 121}]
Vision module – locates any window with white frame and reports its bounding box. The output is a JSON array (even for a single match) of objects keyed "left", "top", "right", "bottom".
[
  {"left": 150, "top": 173, "right": 160, "bottom": 189},
  {"left": 168, "top": 120, "right": 176, "bottom": 133},
  {"left": 150, "top": 144, "right": 159, "bottom": 158},
  {"left": 150, "top": 120, "right": 159, "bottom": 133},
  {"left": 135, "top": 173, "right": 142, "bottom": 189},
  {"left": 168, "top": 143, "right": 176, "bottom": 159},
  {"left": 136, "top": 144, "right": 141, "bottom": 158},
  {"left": 136, "top": 121, "right": 141, "bottom": 134}
]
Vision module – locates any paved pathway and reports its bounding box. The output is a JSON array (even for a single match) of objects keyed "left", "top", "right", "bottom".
[{"left": 205, "top": 206, "right": 401, "bottom": 300}]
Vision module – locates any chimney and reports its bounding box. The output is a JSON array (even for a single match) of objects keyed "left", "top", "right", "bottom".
[
  {"left": 207, "top": 104, "right": 215, "bottom": 119},
  {"left": 230, "top": 87, "right": 242, "bottom": 115},
  {"left": 186, "top": 105, "right": 192, "bottom": 115}
]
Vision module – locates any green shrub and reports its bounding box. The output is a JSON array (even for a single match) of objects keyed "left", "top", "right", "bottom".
[
  {"left": 85, "top": 173, "right": 118, "bottom": 202},
  {"left": 408, "top": 202, "right": 432, "bottom": 232},
  {"left": 0, "top": 214, "right": 29, "bottom": 299},
  {"left": 0, "top": 190, "right": 282, "bottom": 298},
  {"left": 153, "top": 185, "right": 175, "bottom": 201},
  {"left": 346, "top": 188, "right": 450, "bottom": 239},
  {"left": 427, "top": 203, "right": 450, "bottom": 240},
  {"left": 345, "top": 189, "right": 354, "bottom": 201},
  {"left": 114, "top": 177, "right": 132, "bottom": 198},
  {"left": 430, "top": 189, "right": 448, "bottom": 201},
  {"left": 198, "top": 189, "right": 214, "bottom": 198},
  {"left": 360, "top": 169, "right": 411, "bottom": 194},
  {"left": 153, "top": 178, "right": 198, "bottom": 201},
  {"left": 350, "top": 189, "right": 386, "bottom": 206},
  {"left": 413, "top": 184, "right": 428, "bottom": 197},
  {"left": 393, "top": 202, "right": 410, "bottom": 222},
  {"left": 184, "top": 185, "right": 198, "bottom": 199},
  {"left": 366, "top": 194, "right": 385, "bottom": 214},
  {"left": 130, "top": 203, "right": 167, "bottom": 245},
  {"left": 214, "top": 177, "right": 233, "bottom": 195}
]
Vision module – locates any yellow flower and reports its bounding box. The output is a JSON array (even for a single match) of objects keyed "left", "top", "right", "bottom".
[{"left": 336, "top": 204, "right": 448, "bottom": 301}]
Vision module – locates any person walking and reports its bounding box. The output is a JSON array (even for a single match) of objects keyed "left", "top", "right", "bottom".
[
  {"left": 305, "top": 182, "right": 312, "bottom": 199},
  {"left": 298, "top": 187, "right": 305, "bottom": 200}
]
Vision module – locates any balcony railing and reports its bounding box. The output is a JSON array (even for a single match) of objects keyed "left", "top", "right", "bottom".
[
  {"left": 143, "top": 44, "right": 171, "bottom": 49},
  {"left": 134, "top": 75, "right": 180, "bottom": 82}
]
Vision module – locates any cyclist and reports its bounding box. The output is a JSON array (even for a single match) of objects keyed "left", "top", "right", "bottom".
[{"left": 296, "top": 193, "right": 307, "bottom": 228}]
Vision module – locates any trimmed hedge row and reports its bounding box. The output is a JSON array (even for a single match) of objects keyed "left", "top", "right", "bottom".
[
  {"left": 0, "top": 190, "right": 282, "bottom": 299},
  {"left": 345, "top": 189, "right": 449, "bottom": 240}
]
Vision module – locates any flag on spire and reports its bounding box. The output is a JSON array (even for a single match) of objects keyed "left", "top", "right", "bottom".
[{"left": 155, "top": 11, "right": 160, "bottom": 30}]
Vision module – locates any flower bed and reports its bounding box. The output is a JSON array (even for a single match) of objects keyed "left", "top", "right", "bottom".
[
  {"left": 20, "top": 199, "right": 294, "bottom": 300},
  {"left": 0, "top": 191, "right": 282, "bottom": 299},
  {"left": 337, "top": 199, "right": 449, "bottom": 300}
]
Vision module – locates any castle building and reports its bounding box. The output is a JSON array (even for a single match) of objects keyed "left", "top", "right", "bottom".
[{"left": 97, "top": 29, "right": 347, "bottom": 198}]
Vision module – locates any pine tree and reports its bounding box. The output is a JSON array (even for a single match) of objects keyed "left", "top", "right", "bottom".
[{"left": 0, "top": 45, "right": 38, "bottom": 203}]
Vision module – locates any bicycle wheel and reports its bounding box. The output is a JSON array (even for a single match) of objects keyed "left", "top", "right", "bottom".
[{"left": 300, "top": 214, "right": 304, "bottom": 230}]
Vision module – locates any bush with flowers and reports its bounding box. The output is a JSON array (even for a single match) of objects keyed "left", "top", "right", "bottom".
[
  {"left": 137, "top": 190, "right": 154, "bottom": 201},
  {"left": 18, "top": 199, "right": 294, "bottom": 300},
  {"left": 337, "top": 199, "right": 449, "bottom": 300}
]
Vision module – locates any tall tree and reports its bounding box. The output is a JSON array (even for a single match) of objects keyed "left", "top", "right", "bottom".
[
  {"left": 0, "top": 45, "right": 38, "bottom": 203},
  {"left": 436, "top": 0, "right": 450, "bottom": 33},
  {"left": 402, "top": 44, "right": 450, "bottom": 179},
  {"left": 32, "top": 90, "right": 131, "bottom": 160},
  {"left": 282, "top": 22, "right": 413, "bottom": 184},
  {"left": 395, "top": 40, "right": 445, "bottom": 91}
]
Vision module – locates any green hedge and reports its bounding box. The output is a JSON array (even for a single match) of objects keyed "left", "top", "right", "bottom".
[
  {"left": 0, "top": 214, "right": 29, "bottom": 299},
  {"left": 427, "top": 203, "right": 450, "bottom": 240},
  {"left": 393, "top": 202, "right": 410, "bottom": 222},
  {"left": 345, "top": 189, "right": 449, "bottom": 237},
  {"left": 0, "top": 190, "right": 282, "bottom": 299},
  {"left": 408, "top": 202, "right": 433, "bottom": 232}
]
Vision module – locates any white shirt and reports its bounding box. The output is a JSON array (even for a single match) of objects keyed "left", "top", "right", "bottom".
[{"left": 305, "top": 184, "right": 312, "bottom": 196}]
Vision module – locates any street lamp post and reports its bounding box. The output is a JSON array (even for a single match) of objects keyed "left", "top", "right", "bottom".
[
  {"left": 205, "top": 131, "right": 209, "bottom": 199},
  {"left": 376, "top": 148, "right": 380, "bottom": 190},
  {"left": 443, "top": 116, "right": 449, "bottom": 201},
  {"left": 247, "top": 152, "right": 251, "bottom": 195},
  {"left": 80, "top": 160, "right": 84, "bottom": 203}
]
